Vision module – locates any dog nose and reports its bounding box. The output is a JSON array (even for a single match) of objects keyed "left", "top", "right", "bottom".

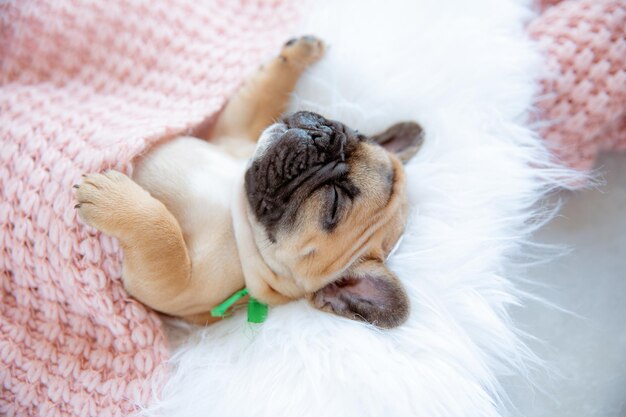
[
  {"left": 251, "top": 114, "right": 330, "bottom": 166},
  {"left": 282, "top": 111, "right": 331, "bottom": 133}
]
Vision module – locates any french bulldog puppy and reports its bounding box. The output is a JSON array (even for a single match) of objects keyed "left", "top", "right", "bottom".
[{"left": 74, "top": 36, "right": 424, "bottom": 328}]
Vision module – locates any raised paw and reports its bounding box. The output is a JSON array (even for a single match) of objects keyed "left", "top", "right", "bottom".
[
  {"left": 73, "top": 170, "right": 154, "bottom": 236},
  {"left": 280, "top": 35, "right": 325, "bottom": 69}
]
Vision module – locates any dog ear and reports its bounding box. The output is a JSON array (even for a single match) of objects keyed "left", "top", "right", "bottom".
[
  {"left": 370, "top": 122, "right": 424, "bottom": 163},
  {"left": 310, "top": 260, "right": 409, "bottom": 328}
]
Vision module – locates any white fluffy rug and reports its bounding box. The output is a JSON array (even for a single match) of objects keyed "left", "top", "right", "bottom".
[{"left": 143, "top": 1, "right": 572, "bottom": 416}]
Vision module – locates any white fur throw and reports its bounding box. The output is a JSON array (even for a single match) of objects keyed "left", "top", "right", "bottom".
[{"left": 143, "top": 1, "right": 571, "bottom": 416}]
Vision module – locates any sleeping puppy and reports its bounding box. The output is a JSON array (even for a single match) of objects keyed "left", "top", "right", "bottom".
[{"left": 74, "top": 36, "right": 424, "bottom": 328}]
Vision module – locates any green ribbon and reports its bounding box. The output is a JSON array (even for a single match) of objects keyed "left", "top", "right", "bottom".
[
  {"left": 246, "top": 296, "right": 268, "bottom": 323},
  {"left": 210, "top": 288, "right": 268, "bottom": 323}
]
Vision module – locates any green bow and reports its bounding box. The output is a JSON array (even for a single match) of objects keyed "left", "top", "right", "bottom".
[{"left": 210, "top": 288, "right": 268, "bottom": 323}]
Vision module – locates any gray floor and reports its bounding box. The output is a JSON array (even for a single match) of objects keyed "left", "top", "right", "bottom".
[{"left": 506, "top": 153, "right": 626, "bottom": 417}]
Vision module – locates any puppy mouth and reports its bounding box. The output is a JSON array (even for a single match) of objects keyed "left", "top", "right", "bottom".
[{"left": 244, "top": 111, "right": 362, "bottom": 236}]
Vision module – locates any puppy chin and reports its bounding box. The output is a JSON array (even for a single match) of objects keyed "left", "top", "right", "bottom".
[{"left": 251, "top": 123, "right": 287, "bottom": 164}]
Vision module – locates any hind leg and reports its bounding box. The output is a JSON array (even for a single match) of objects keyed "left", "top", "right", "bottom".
[
  {"left": 75, "top": 171, "right": 204, "bottom": 317},
  {"left": 210, "top": 35, "right": 325, "bottom": 143}
]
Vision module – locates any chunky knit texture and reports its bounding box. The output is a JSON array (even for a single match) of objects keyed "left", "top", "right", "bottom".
[
  {"left": 531, "top": 0, "right": 626, "bottom": 171},
  {"left": 0, "top": 1, "right": 296, "bottom": 416}
]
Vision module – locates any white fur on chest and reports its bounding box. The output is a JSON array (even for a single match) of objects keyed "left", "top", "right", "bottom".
[
  {"left": 186, "top": 145, "right": 243, "bottom": 210},
  {"left": 133, "top": 136, "right": 246, "bottom": 237}
]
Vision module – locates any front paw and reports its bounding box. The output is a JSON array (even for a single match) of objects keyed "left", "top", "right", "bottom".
[
  {"left": 74, "top": 170, "right": 151, "bottom": 236},
  {"left": 280, "top": 35, "right": 325, "bottom": 68}
]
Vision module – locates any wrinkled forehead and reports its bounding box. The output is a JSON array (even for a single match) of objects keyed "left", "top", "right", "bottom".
[
  {"left": 271, "top": 151, "right": 408, "bottom": 285},
  {"left": 290, "top": 145, "right": 403, "bottom": 236}
]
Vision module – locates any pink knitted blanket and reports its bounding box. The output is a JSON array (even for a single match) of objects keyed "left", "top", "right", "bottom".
[
  {"left": 532, "top": 0, "right": 626, "bottom": 171},
  {"left": 1, "top": 1, "right": 623, "bottom": 416},
  {"left": 0, "top": 1, "right": 296, "bottom": 416}
]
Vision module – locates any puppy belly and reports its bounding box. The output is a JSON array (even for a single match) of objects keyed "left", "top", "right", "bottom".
[
  {"left": 133, "top": 136, "right": 244, "bottom": 220},
  {"left": 133, "top": 136, "right": 248, "bottom": 312}
]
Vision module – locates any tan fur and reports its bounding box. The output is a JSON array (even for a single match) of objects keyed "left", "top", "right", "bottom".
[
  {"left": 209, "top": 36, "right": 325, "bottom": 149},
  {"left": 74, "top": 36, "right": 414, "bottom": 326},
  {"left": 251, "top": 144, "right": 408, "bottom": 294}
]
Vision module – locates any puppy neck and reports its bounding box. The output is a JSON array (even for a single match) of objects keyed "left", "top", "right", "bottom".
[{"left": 230, "top": 178, "right": 295, "bottom": 305}]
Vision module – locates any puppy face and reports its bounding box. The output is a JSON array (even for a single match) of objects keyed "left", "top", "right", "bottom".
[{"left": 244, "top": 111, "right": 423, "bottom": 328}]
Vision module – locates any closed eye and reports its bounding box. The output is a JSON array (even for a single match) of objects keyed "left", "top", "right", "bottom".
[
  {"left": 320, "top": 178, "right": 359, "bottom": 232},
  {"left": 330, "top": 185, "right": 339, "bottom": 221},
  {"left": 323, "top": 184, "right": 342, "bottom": 231}
]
